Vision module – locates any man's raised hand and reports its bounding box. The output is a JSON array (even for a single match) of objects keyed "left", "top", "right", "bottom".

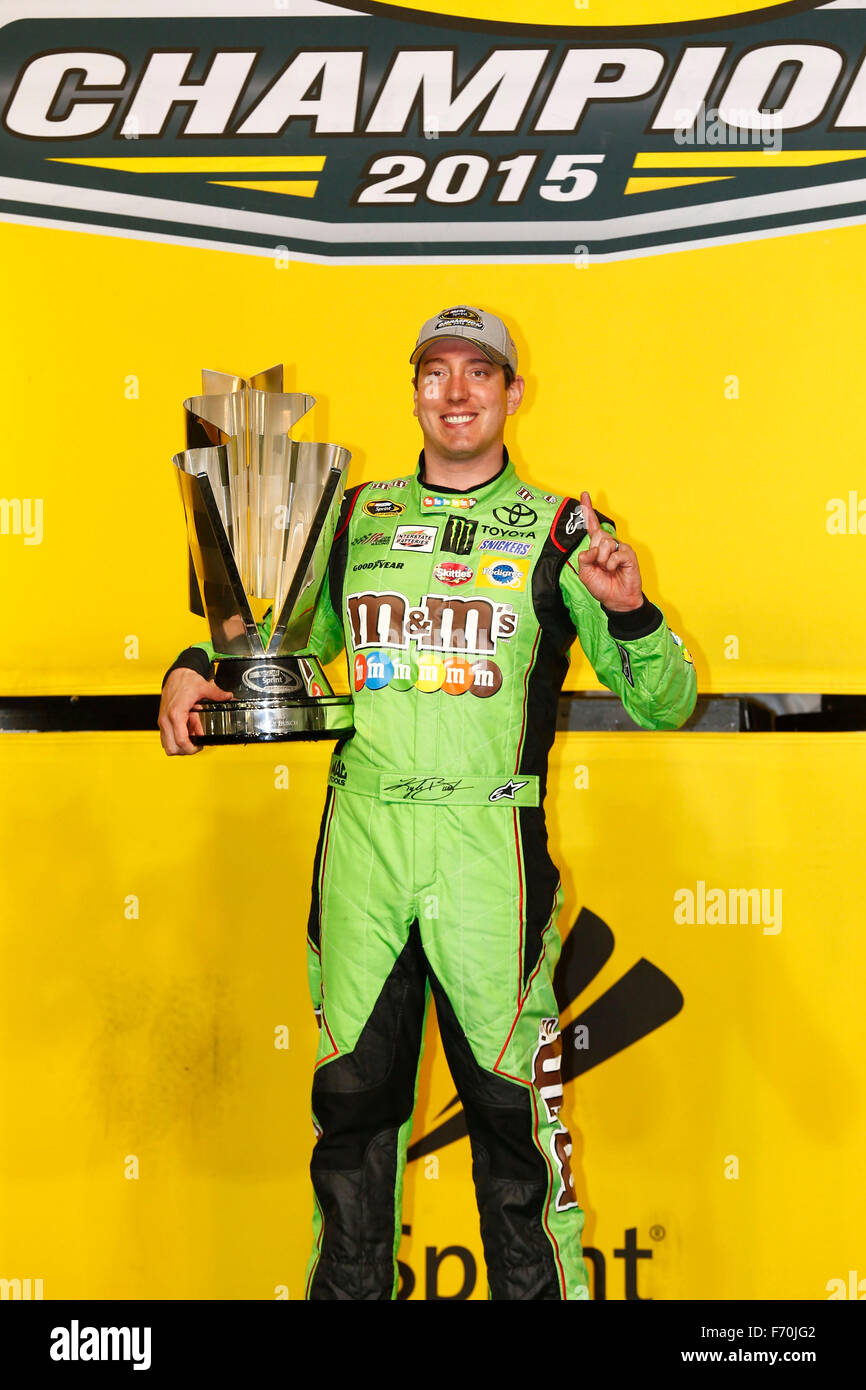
[{"left": 575, "top": 490, "right": 644, "bottom": 612}]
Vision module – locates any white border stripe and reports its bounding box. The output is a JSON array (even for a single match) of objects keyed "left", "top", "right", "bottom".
[
  {"left": 3, "top": 170, "right": 866, "bottom": 243},
  {"left": 3, "top": 205, "right": 866, "bottom": 264}
]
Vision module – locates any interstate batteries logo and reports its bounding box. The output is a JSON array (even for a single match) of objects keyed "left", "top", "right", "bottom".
[{"left": 4, "top": 3, "right": 866, "bottom": 262}]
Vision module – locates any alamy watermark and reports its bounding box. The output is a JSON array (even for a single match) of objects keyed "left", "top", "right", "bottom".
[{"left": 673, "top": 103, "right": 782, "bottom": 151}]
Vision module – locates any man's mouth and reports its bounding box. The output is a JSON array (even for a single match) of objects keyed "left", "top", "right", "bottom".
[{"left": 441, "top": 413, "right": 477, "bottom": 427}]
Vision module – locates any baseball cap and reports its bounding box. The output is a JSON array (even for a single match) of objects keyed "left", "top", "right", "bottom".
[{"left": 410, "top": 305, "right": 518, "bottom": 375}]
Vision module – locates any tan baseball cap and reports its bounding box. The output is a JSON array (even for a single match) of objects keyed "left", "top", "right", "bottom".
[{"left": 410, "top": 305, "right": 518, "bottom": 375}]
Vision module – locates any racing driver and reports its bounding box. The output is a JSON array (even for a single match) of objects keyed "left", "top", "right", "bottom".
[{"left": 158, "top": 304, "right": 697, "bottom": 1301}]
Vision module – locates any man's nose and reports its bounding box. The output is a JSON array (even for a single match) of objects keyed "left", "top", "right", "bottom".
[{"left": 446, "top": 372, "right": 469, "bottom": 401}]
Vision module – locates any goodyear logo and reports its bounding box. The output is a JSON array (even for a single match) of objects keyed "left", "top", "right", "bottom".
[{"left": 2, "top": 2, "right": 866, "bottom": 261}]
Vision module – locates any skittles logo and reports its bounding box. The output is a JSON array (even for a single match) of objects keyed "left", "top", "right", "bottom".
[
  {"left": 433, "top": 562, "right": 473, "bottom": 587},
  {"left": 353, "top": 650, "right": 502, "bottom": 698}
]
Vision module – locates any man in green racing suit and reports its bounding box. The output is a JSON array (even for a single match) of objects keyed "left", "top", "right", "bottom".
[{"left": 159, "top": 305, "right": 697, "bottom": 1301}]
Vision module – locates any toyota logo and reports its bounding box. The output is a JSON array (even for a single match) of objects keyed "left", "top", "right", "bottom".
[{"left": 492, "top": 502, "right": 537, "bottom": 527}]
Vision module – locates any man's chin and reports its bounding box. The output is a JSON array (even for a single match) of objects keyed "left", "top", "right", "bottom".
[{"left": 435, "top": 435, "right": 484, "bottom": 460}]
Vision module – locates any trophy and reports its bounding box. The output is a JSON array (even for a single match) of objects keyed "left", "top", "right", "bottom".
[{"left": 172, "top": 365, "right": 353, "bottom": 744}]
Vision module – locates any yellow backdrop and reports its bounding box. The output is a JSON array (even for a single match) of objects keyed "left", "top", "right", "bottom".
[
  {"left": 0, "top": 730, "right": 862, "bottom": 1299},
  {"left": 1, "top": 212, "right": 860, "bottom": 696}
]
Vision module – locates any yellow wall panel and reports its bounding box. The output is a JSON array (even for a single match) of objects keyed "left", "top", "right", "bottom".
[
  {"left": 1, "top": 216, "right": 862, "bottom": 694},
  {"left": 0, "top": 730, "right": 862, "bottom": 1299}
]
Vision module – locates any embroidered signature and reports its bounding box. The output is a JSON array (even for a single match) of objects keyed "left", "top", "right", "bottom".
[{"left": 382, "top": 776, "right": 470, "bottom": 801}]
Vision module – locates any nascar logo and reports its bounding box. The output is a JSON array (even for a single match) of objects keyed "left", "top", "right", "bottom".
[{"left": 363, "top": 498, "right": 405, "bottom": 518}]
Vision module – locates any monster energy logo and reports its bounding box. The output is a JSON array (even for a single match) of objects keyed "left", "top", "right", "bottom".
[{"left": 441, "top": 517, "right": 477, "bottom": 557}]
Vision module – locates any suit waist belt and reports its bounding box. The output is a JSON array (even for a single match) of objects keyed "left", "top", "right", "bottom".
[{"left": 327, "top": 759, "right": 540, "bottom": 807}]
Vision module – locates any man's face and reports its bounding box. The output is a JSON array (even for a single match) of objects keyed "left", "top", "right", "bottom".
[{"left": 412, "top": 338, "right": 524, "bottom": 462}]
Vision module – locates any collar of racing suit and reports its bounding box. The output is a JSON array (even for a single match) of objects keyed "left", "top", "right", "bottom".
[{"left": 414, "top": 445, "right": 516, "bottom": 501}]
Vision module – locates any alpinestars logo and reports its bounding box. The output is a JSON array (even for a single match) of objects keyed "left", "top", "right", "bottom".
[{"left": 4, "top": 2, "right": 866, "bottom": 263}]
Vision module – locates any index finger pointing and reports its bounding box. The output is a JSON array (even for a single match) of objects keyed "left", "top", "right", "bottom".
[{"left": 580, "top": 490, "right": 600, "bottom": 537}]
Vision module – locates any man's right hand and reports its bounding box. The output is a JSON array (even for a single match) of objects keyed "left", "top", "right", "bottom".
[{"left": 158, "top": 670, "right": 233, "bottom": 755}]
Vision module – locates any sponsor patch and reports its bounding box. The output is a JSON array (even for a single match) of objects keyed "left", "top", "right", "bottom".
[
  {"left": 479, "top": 523, "right": 536, "bottom": 540},
  {"left": 363, "top": 498, "right": 405, "bottom": 518},
  {"left": 422, "top": 494, "right": 476, "bottom": 509},
  {"left": 351, "top": 559, "right": 404, "bottom": 571},
  {"left": 516, "top": 486, "right": 534, "bottom": 501},
  {"left": 477, "top": 556, "right": 529, "bottom": 591},
  {"left": 492, "top": 502, "right": 537, "bottom": 528},
  {"left": 433, "top": 561, "right": 473, "bottom": 586},
  {"left": 477, "top": 537, "right": 531, "bottom": 556},
  {"left": 532, "top": 1019, "right": 578, "bottom": 1213},
  {"left": 434, "top": 306, "right": 484, "bottom": 330},
  {"left": 670, "top": 631, "right": 695, "bottom": 664},
  {"left": 346, "top": 590, "right": 517, "bottom": 655},
  {"left": 391, "top": 525, "right": 438, "bottom": 552},
  {"left": 441, "top": 516, "right": 478, "bottom": 555},
  {"left": 352, "top": 648, "right": 503, "bottom": 698},
  {"left": 352, "top": 530, "right": 389, "bottom": 547}
]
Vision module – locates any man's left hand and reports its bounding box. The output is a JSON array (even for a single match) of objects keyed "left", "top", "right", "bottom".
[{"left": 575, "top": 491, "right": 644, "bottom": 612}]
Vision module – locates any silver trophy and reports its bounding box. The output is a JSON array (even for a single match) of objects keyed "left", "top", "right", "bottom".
[{"left": 172, "top": 365, "right": 353, "bottom": 743}]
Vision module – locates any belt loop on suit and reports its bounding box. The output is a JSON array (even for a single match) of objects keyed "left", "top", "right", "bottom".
[{"left": 327, "top": 756, "right": 539, "bottom": 807}]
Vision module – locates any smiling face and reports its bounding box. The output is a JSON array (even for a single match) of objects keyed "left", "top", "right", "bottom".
[{"left": 412, "top": 338, "right": 524, "bottom": 466}]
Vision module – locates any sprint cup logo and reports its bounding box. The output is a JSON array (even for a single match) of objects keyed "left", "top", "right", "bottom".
[
  {"left": 241, "top": 664, "right": 301, "bottom": 694},
  {"left": 2, "top": 3, "right": 866, "bottom": 262},
  {"left": 363, "top": 499, "right": 405, "bottom": 518}
]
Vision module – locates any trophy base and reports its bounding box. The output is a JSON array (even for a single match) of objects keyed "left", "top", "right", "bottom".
[
  {"left": 190, "top": 694, "right": 354, "bottom": 744},
  {"left": 190, "top": 654, "right": 354, "bottom": 744}
]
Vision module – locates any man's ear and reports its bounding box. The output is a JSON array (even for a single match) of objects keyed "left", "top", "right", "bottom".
[
  {"left": 412, "top": 375, "right": 418, "bottom": 418},
  {"left": 506, "top": 373, "right": 525, "bottom": 416}
]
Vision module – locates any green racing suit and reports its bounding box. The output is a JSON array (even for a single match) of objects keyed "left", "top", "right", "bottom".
[{"left": 164, "top": 448, "right": 697, "bottom": 1300}]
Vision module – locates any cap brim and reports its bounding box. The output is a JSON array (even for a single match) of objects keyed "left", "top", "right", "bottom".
[{"left": 410, "top": 333, "right": 508, "bottom": 367}]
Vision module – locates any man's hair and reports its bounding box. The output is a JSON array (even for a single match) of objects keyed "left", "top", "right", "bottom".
[{"left": 413, "top": 361, "right": 515, "bottom": 389}]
